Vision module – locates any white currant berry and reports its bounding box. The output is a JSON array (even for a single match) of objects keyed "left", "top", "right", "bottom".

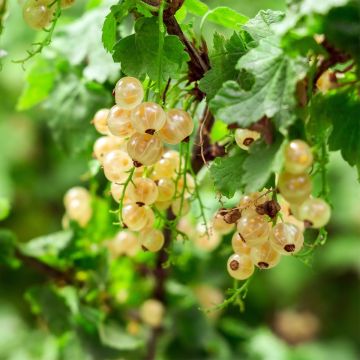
[
  {"left": 114, "top": 77, "right": 144, "bottom": 109},
  {"left": 278, "top": 171, "right": 312, "bottom": 204},
  {"left": 156, "top": 178, "right": 176, "bottom": 202},
  {"left": 92, "top": 108, "right": 110, "bottom": 135},
  {"left": 103, "top": 150, "right": 133, "bottom": 183},
  {"left": 298, "top": 198, "right": 331, "bottom": 228},
  {"left": 250, "top": 241, "right": 281, "bottom": 269},
  {"left": 159, "top": 109, "right": 194, "bottom": 144},
  {"left": 235, "top": 128, "right": 261, "bottom": 150},
  {"left": 284, "top": 140, "right": 313, "bottom": 174},
  {"left": 23, "top": 0, "right": 54, "bottom": 30},
  {"left": 127, "top": 133, "right": 163, "bottom": 166},
  {"left": 155, "top": 200, "right": 172, "bottom": 211},
  {"left": 66, "top": 198, "right": 92, "bottom": 227},
  {"left": 152, "top": 158, "right": 177, "bottom": 180},
  {"left": 111, "top": 230, "right": 140, "bottom": 257},
  {"left": 140, "top": 229, "right": 164, "bottom": 252},
  {"left": 270, "top": 222, "right": 304, "bottom": 255},
  {"left": 93, "top": 136, "right": 124, "bottom": 163},
  {"left": 227, "top": 253, "right": 254, "bottom": 280},
  {"left": 125, "top": 177, "right": 158, "bottom": 205},
  {"left": 231, "top": 232, "right": 251, "bottom": 255},
  {"left": 64, "top": 186, "right": 90, "bottom": 208},
  {"left": 194, "top": 224, "right": 221, "bottom": 251},
  {"left": 107, "top": 105, "right": 134, "bottom": 138},
  {"left": 131, "top": 102, "right": 166, "bottom": 135},
  {"left": 212, "top": 213, "right": 234, "bottom": 235},
  {"left": 140, "top": 299, "right": 164, "bottom": 328},
  {"left": 236, "top": 214, "right": 270, "bottom": 247},
  {"left": 121, "top": 204, "right": 153, "bottom": 231},
  {"left": 171, "top": 198, "right": 190, "bottom": 216}
]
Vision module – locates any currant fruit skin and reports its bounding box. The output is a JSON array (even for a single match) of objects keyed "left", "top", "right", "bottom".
[
  {"left": 231, "top": 233, "right": 251, "bottom": 255},
  {"left": 66, "top": 198, "right": 92, "bottom": 227},
  {"left": 155, "top": 200, "right": 172, "bottom": 211},
  {"left": 284, "top": 140, "right": 313, "bottom": 174},
  {"left": 236, "top": 214, "right": 270, "bottom": 247},
  {"left": 64, "top": 186, "right": 90, "bottom": 208},
  {"left": 176, "top": 173, "right": 195, "bottom": 199},
  {"left": 140, "top": 229, "right": 165, "bottom": 252},
  {"left": 125, "top": 177, "right": 159, "bottom": 205},
  {"left": 152, "top": 158, "right": 177, "bottom": 180},
  {"left": 127, "top": 133, "right": 163, "bottom": 166},
  {"left": 114, "top": 77, "right": 144, "bottom": 110},
  {"left": 250, "top": 241, "right": 281, "bottom": 269},
  {"left": 61, "top": 0, "right": 75, "bottom": 9},
  {"left": 107, "top": 105, "right": 134, "bottom": 138},
  {"left": 140, "top": 299, "right": 165, "bottom": 328},
  {"left": 156, "top": 178, "right": 176, "bottom": 202},
  {"left": 103, "top": 150, "right": 133, "bottom": 183},
  {"left": 212, "top": 213, "right": 234, "bottom": 235},
  {"left": 131, "top": 102, "right": 166, "bottom": 135},
  {"left": 159, "top": 109, "right": 194, "bottom": 144},
  {"left": 298, "top": 198, "right": 331, "bottom": 228},
  {"left": 278, "top": 171, "right": 312, "bottom": 204},
  {"left": 227, "top": 253, "right": 254, "bottom": 280},
  {"left": 171, "top": 198, "right": 190, "bottom": 216},
  {"left": 234, "top": 128, "right": 261, "bottom": 150},
  {"left": 23, "top": 0, "right": 54, "bottom": 30},
  {"left": 92, "top": 108, "right": 110, "bottom": 135},
  {"left": 111, "top": 230, "right": 139, "bottom": 257},
  {"left": 194, "top": 225, "right": 221, "bottom": 251},
  {"left": 121, "top": 203, "right": 152, "bottom": 231},
  {"left": 270, "top": 222, "right": 304, "bottom": 255},
  {"left": 93, "top": 136, "right": 124, "bottom": 163}
]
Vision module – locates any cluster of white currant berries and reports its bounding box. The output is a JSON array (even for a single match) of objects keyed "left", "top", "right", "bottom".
[
  {"left": 22, "top": 0, "right": 74, "bottom": 30},
  {"left": 91, "top": 77, "right": 195, "bottom": 255},
  {"left": 213, "top": 138, "right": 331, "bottom": 281}
]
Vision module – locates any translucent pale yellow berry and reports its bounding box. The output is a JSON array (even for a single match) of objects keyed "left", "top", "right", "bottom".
[
  {"left": 235, "top": 128, "right": 261, "bottom": 150},
  {"left": 227, "top": 253, "right": 254, "bottom": 280},
  {"left": 140, "top": 229, "right": 164, "bottom": 252},
  {"left": 131, "top": 102, "right": 166, "bottom": 134},
  {"left": 64, "top": 186, "right": 90, "bottom": 208},
  {"left": 236, "top": 214, "right": 270, "bottom": 247},
  {"left": 156, "top": 178, "right": 176, "bottom": 202},
  {"left": 231, "top": 232, "right": 251, "bottom": 255},
  {"left": 127, "top": 133, "right": 163, "bottom": 166},
  {"left": 171, "top": 198, "right": 190, "bottom": 216},
  {"left": 92, "top": 108, "right": 110, "bottom": 135},
  {"left": 298, "top": 198, "right": 331, "bottom": 228},
  {"left": 159, "top": 109, "right": 194, "bottom": 144},
  {"left": 278, "top": 171, "right": 312, "bottom": 204},
  {"left": 250, "top": 241, "right": 281, "bottom": 269},
  {"left": 110, "top": 230, "right": 139, "bottom": 257},
  {"left": 212, "top": 213, "right": 234, "bottom": 235},
  {"left": 194, "top": 225, "right": 221, "bottom": 251},
  {"left": 152, "top": 158, "right": 177, "bottom": 179},
  {"left": 23, "top": 0, "right": 54, "bottom": 30},
  {"left": 284, "top": 140, "right": 313, "bottom": 174},
  {"left": 66, "top": 199, "right": 92, "bottom": 227},
  {"left": 140, "top": 299, "right": 164, "bottom": 328},
  {"left": 121, "top": 203, "right": 152, "bottom": 231},
  {"left": 107, "top": 105, "right": 134, "bottom": 138},
  {"left": 125, "top": 177, "right": 158, "bottom": 205},
  {"left": 93, "top": 136, "right": 124, "bottom": 163},
  {"left": 114, "top": 77, "right": 144, "bottom": 110},
  {"left": 103, "top": 150, "right": 133, "bottom": 183},
  {"left": 270, "top": 222, "right": 304, "bottom": 255}
]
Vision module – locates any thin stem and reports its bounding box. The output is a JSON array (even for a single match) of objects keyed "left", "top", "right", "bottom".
[
  {"left": 156, "top": 0, "right": 166, "bottom": 103},
  {"left": 118, "top": 167, "right": 135, "bottom": 225}
]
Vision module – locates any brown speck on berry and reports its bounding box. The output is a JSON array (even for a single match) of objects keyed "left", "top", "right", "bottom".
[
  {"left": 133, "top": 160, "right": 143, "bottom": 168},
  {"left": 243, "top": 137, "right": 254, "bottom": 146},
  {"left": 229, "top": 259, "right": 239, "bottom": 271},
  {"left": 258, "top": 262, "right": 269, "bottom": 269},
  {"left": 145, "top": 129, "right": 156, "bottom": 135},
  {"left": 284, "top": 244, "right": 296, "bottom": 252},
  {"left": 304, "top": 220, "right": 313, "bottom": 228},
  {"left": 136, "top": 202, "right": 145, "bottom": 207}
]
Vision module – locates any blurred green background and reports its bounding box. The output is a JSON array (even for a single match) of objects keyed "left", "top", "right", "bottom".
[{"left": 1, "top": 0, "right": 360, "bottom": 359}]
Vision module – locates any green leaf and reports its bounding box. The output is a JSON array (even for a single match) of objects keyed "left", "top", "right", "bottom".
[
  {"left": 324, "top": 3, "right": 360, "bottom": 66},
  {"left": 98, "top": 322, "right": 143, "bottom": 350},
  {"left": 19, "top": 230, "right": 73, "bottom": 266},
  {"left": 209, "top": 150, "right": 247, "bottom": 198},
  {"left": 201, "top": 7, "right": 248, "bottom": 31},
  {"left": 242, "top": 137, "right": 284, "bottom": 193},
  {"left": 243, "top": 9, "right": 284, "bottom": 41},
  {"left": 44, "top": 75, "right": 112, "bottom": 154},
  {"left": 325, "top": 90, "right": 360, "bottom": 176},
  {"left": 113, "top": 17, "right": 189, "bottom": 81},
  {"left": 0, "top": 230, "right": 18, "bottom": 267},
  {"left": 184, "top": 0, "right": 208, "bottom": 16},
  {"left": 52, "top": 6, "right": 119, "bottom": 83},
  {"left": 0, "top": 197, "right": 10, "bottom": 220},
  {"left": 199, "top": 32, "right": 248, "bottom": 100},
  {"left": 275, "top": 0, "right": 349, "bottom": 36},
  {"left": 210, "top": 36, "right": 307, "bottom": 130},
  {"left": 17, "top": 58, "right": 55, "bottom": 110},
  {"left": 26, "top": 286, "right": 72, "bottom": 336}
]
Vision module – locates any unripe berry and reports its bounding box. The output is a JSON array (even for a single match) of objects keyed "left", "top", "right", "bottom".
[{"left": 23, "top": 0, "right": 54, "bottom": 30}]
